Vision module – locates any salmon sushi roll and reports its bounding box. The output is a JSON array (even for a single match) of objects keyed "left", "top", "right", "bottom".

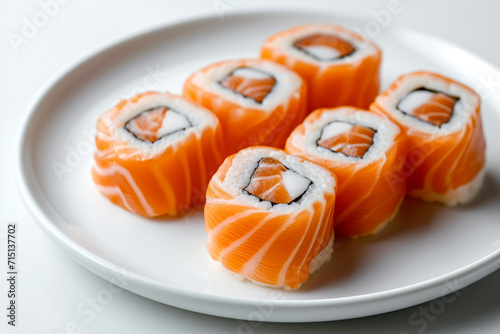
[
  {"left": 205, "top": 146, "right": 337, "bottom": 290},
  {"left": 286, "top": 107, "right": 406, "bottom": 238},
  {"left": 183, "top": 59, "right": 307, "bottom": 155},
  {"left": 92, "top": 92, "right": 226, "bottom": 217},
  {"left": 370, "top": 71, "right": 486, "bottom": 205},
  {"left": 261, "top": 24, "right": 381, "bottom": 111}
]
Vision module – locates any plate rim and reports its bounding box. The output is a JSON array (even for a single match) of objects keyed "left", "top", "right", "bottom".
[{"left": 15, "top": 8, "right": 500, "bottom": 322}]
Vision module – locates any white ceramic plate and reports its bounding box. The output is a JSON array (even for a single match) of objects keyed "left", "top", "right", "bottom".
[{"left": 17, "top": 10, "right": 500, "bottom": 322}]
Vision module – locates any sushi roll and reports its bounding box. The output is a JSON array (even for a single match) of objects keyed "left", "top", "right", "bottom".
[
  {"left": 370, "top": 71, "right": 486, "bottom": 205},
  {"left": 183, "top": 59, "right": 307, "bottom": 155},
  {"left": 92, "top": 92, "right": 226, "bottom": 217},
  {"left": 261, "top": 24, "right": 381, "bottom": 111},
  {"left": 205, "top": 146, "right": 337, "bottom": 290},
  {"left": 285, "top": 107, "right": 407, "bottom": 238}
]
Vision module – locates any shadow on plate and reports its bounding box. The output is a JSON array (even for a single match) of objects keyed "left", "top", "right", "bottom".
[{"left": 299, "top": 172, "right": 498, "bottom": 291}]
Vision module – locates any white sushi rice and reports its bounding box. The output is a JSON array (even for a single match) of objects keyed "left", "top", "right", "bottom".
[
  {"left": 105, "top": 92, "right": 219, "bottom": 160},
  {"left": 189, "top": 59, "right": 303, "bottom": 112},
  {"left": 288, "top": 107, "right": 401, "bottom": 165},
  {"left": 230, "top": 67, "right": 271, "bottom": 80},
  {"left": 373, "top": 72, "right": 480, "bottom": 134},
  {"left": 223, "top": 147, "right": 337, "bottom": 213},
  {"left": 409, "top": 167, "right": 486, "bottom": 206},
  {"left": 300, "top": 45, "right": 343, "bottom": 61},
  {"left": 307, "top": 236, "right": 334, "bottom": 276},
  {"left": 265, "top": 24, "right": 379, "bottom": 68}
]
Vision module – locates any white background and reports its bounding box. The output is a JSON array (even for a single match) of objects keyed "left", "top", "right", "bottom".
[{"left": 1, "top": 0, "right": 500, "bottom": 333}]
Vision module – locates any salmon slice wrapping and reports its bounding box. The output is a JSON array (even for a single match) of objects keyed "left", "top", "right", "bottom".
[
  {"left": 261, "top": 24, "right": 381, "bottom": 112},
  {"left": 286, "top": 107, "right": 407, "bottom": 238},
  {"left": 92, "top": 92, "right": 226, "bottom": 217},
  {"left": 204, "top": 146, "right": 337, "bottom": 290},
  {"left": 370, "top": 71, "right": 486, "bottom": 205},
  {"left": 183, "top": 59, "right": 307, "bottom": 155}
]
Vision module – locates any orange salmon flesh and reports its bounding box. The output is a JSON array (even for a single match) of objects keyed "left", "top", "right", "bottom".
[
  {"left": 92, "top": 92, "right": 226, "bottom": 217},
  {"left": 260, "top": 24, "right": 382, "bottom": 111},
  {"left": 285, "top": 107, "right": 407, "bottom": 238},
  {"left": 183, "top": 59, "right": 307, "bottom": 155},
  {"left": 397, "top": 88, "right": 457, "bottom": 127},
  {"left": 219, "top": 67, "right": 276, "bottom": 103},
  {"left": 124, "top": 107, "right": 191, "bottom": 143},
  {"left": 204, "top": 147, "right": 336, "bottom": 289},
  {"left": 294, "top": 34, "right": 356, "bottom": 60},
  {"left": 317, "top": 122, "right": 376, "bottom": 158},
  {"left": 243, "top": 157, "right": 309, "bottom": 204},
  {"left": 369, "top": 71, "right": 486, "bottom": 204}
]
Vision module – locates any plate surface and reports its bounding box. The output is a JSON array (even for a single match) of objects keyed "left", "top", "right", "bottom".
[{"left": 17, "top": 10, "right": 500, "bottom": 322}]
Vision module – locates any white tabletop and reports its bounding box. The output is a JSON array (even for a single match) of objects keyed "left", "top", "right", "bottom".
[{"left": 2, "top": 0, "right": 500, "bottom": 333}]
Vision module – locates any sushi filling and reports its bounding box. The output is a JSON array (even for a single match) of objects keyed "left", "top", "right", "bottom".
[
  {"left": 397, "top": 88, "right": 459, "bottom": 127},
  {"left": 317, "top": 121, "right": 377, "bottom": 158},
  {"left": 219, "top": 67, "right": 276, "bottom": 103},
  {"left": 243, "top": 157, "right": 311, "bottom": 205},
  {"left": 124, "top": 107, "right": 192, "bottom": 143},
  {"left": 293, "top": 34, "right": 356, "bottom": 61}
]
